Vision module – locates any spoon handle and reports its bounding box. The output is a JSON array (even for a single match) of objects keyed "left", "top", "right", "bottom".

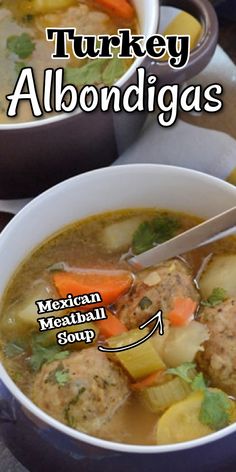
[{"left": 129, "top": 207, "right": 236, "bottom": 269}]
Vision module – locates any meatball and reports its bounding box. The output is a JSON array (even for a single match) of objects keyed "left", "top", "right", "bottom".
[
  {"left": 32, "top": 348, "right": 130, "bottom": 435},
  {"left": 115, "top": 259, "right": 199, "bottom": 329},
  {"left": 197, "top": 298, "right": 236, "bottom": 396}
]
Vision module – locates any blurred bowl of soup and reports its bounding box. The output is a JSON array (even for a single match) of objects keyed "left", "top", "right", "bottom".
[
  {"left": 0, "top": 164, "right": 236, "bottom": 471},
  {"left": 0, "top": 0, "right": 218, "bottom": 198}
]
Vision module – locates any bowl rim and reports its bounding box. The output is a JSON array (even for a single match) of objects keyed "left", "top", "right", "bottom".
[
  {"left": 0, "top": 0, "right": 159, "bottom": 131},
  {"left": 0, "top": 164, "right": 236, "bottom": 454}
]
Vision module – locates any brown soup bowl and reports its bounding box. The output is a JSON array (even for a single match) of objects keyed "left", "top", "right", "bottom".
[{"left": 0, "top": 0, "right": 218, "bottom": 198}]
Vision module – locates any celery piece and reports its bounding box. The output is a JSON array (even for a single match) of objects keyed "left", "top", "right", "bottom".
[
  {"left": 141, "top": 377, "right": 191, "bottom": 413},
  {"left": 107, "top": 328, "right": 165, "bottom": 379}
]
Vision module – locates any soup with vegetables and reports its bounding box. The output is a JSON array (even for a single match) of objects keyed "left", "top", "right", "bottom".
[
  {"left": 0, "top": 0, "right": 138, "bottom": 123},
  {"left": 1, "top": 208, "right": 236, "bottom": 445}
]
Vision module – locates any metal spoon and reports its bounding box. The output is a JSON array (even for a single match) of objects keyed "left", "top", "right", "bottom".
[{"left": 128, "top": 206, "right": 236, "bottom": 269}]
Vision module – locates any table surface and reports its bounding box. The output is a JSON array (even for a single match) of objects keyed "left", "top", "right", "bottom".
[
  {"left": 0, "top": 438, "right": 26, "bottom": 472},
  {"left": 0, "top": 9, "right": 236, "bottom": 472}
]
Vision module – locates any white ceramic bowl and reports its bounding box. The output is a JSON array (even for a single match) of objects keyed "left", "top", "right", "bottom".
[{"left": 0, "top": 164, "right": 235, "bottom": 470}]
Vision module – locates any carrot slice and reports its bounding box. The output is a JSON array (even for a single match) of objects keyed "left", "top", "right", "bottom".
[
  {"left": 96, "top": 310, "right": 128, "bottom": 337},
  {"left": 94, "top": 0, "right": 134, "bottom": 20},
  {"left": 167, "top": 297, "right": 197, "bottom": 327},
  {"left": 53, "top": 270, "right": 132, "bottom": 308},
  {"left": 131, "top": 370, "right": 165, "bottom": 391}
]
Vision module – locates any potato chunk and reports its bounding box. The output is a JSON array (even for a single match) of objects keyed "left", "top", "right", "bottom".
[
  {"left": 162, "top": 321, "right": 209, "bottom": 368},
  {"left": 22, "top": 0, "right": 75, "bottom": 15},
  {"left": 101, "top": 217, "right": 143, "bottom": 252},
  {"left": 200, "top": 255, "right": 236, "bottom": 299}
]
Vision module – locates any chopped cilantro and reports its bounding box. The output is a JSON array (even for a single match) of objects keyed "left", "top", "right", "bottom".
[
  {"left": 139, "top": 296, "right": 153, "bottom": 310},
  {"left": 191, "top": 372, "right": 206, "bottom": 391},
  {"left": 29, "top": 343, "right": 69, "bottom": 372},
  {"left": 64, "top": 387, "right": 86, "bottom": 427},
  {"left": 65, "top": 54, "right": 127, "bottom": 88},
  {"left": 15, "top": 61, "right": 26, "bottom": 75},
  {"left": 102, "top": 57, "right": 127, "bottom": 85},
  {"left": 55, "top": 368, "right": 70, "bottom": 386},
  {"left": 199, "top": 389, "right": 232, "bottom": 430},
  {"left": 65, "top": 59, "right": 107, "bottom": 87},
  {"left": 4, "top": 340, "right": 25, "bottom": 358},
  {"left": 45, "top": 362, "right": 70, "bottom": 387},
  {"left": 7, "top": 33, "right": 35, "bottom": 59},
  {"left": 152, "top": 216, "right": 181, "bottom": 242},
  {"left": 167, "top": 362, "right": 196, "bottom": 384},
  {"left": 132, "top": 222, "right": 157, "bottom": 255},
  {"left": 168, "top": 362, "right": 232, "bottom": 431},
  {"left": 202, "top": 288, "right": 227, "bottom": 307},
  {"left": 168, "top": 364, "right": 206, "bottom": 390},
  {"left": 132, "top": 215, "right": 180, "bottom": 254}
]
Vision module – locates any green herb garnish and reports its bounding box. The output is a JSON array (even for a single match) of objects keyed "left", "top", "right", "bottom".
[
  {"left": 15, "top": 61, "right": 26, "bottom": 75},
  {"left": 191, "top": 372, "right": 206, "bottom": 391},
  {"left": 65, "top": 54, "right": 127, "bottom": 88},
  {"left": 102, "top": 56, "right": 127, "bottom": 85},
  {"left": 139, "top": 296, "right": 153, "bottom": 310},
  {"left": 29, "top": 343, "right": 69, "bottom": 372},
  {"left": 65, "top": 59, "right": 107, "bottom": 87},
  {"left": 45, "top": 362, "right": 70, "bottom": 387},
  {"left": 64, "top": 387, "right": 86, "bottom": 427},
  {"left": 132, "top": 222, "right": 157, "bottom": 255},
  {"left": 132, "top": 216, "right": 180, "bottom": 254},
  {"left": 168, "top": 363, "right": 207, "bottom": 390},
  {"left": 152, "top": 216, "right": 180, "bottom": 241},
  {"left": 199, "top": 389, "right": 232, "bottom": 430},
  {"left": 168, "top": 362, "right": 232, "bottom": 430},
  {"left": 4, "top": 340, "right": 25, "bottom": 358},
  {"left": 55, "top": 368, "right": 70, "bottom": 386},
  {"left": 202, "top": 288, "right": 227, "bottom": 307},
  {"left": 167, "top": 362, "right": 196, "bottom": 384},
  {"left": 7, "top": 33, "right": 35, "bottom": 59}
]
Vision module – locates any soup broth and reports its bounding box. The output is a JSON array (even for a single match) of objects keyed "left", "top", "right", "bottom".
[{"left": 1, "top": 208, "right": 236, "bottom": 445}]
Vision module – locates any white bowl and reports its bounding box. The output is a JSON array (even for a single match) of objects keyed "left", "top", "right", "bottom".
[{"left": 0, "top": 164, "right": 235, "bottom": 463}]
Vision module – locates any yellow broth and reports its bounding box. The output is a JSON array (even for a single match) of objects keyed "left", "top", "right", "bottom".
[{"left": 0, "top": 208, "right": 236, "bottom": 445}]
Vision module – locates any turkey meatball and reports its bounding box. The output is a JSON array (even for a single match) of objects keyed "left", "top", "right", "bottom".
[
  {"left": 32, "top": 348, "right": 130, "bottom": 435},
  {"left": 197, "top": 298, "right": 236, "bottom": 396},
  {"left": 115, "top": 259, "right": 199, "bottom": 329}
]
